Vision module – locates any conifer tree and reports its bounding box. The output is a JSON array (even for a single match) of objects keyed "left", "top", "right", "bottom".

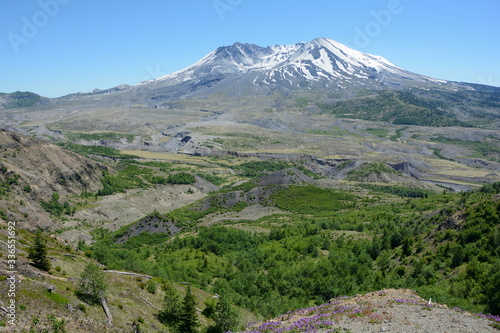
[
  {"left": 179, "top": 286, "right": 199, "bottom": 333},
  {"left": 28, "top": 231, "right": 51, "bottom": 271},
  {"left": 160, "top": 283, "right": 182, "bottom": 327},
  {"left": 213, "top": 296, "right": 240, "bottom": 333}
]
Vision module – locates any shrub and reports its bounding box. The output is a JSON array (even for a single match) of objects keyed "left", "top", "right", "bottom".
[
  {"left": 167, "top": 172, "right": 196, "bottom": 185},
  {"left": 146, "top": 280, "right": 157, "bottom": 294},
  {"left": 77, "top": 263, "right": 106, "bottom": 304}
]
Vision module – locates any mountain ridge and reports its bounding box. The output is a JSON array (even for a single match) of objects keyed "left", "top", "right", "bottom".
[{"left": 139, "top": 37, "right": 462, "bottom": 94}]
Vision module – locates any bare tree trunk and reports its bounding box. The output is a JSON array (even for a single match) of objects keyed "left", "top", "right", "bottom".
[{"left": 100, "top": 296, "right": 113, "bottom": 323}]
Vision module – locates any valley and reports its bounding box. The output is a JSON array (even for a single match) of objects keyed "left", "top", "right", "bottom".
[{"left": 0, "top": 37, "right": 499, "bottom": 332}]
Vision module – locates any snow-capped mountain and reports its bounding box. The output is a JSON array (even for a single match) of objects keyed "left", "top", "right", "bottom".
[
  {"left": 140, "top": 42, "right": 304, "bottom": 88},
  {"left": 260, "top": 38, "right": 446, "bottom": 85},
  {"left": 139, "top": 37, "right": 448, "bottom": 93}
]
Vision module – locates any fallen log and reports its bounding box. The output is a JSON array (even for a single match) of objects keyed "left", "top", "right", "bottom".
[
  {"left": 103, "top": 270, "right": 152, "bottom": 279},
  {"left": 140, "top": 296, "right": 161, "bottom": 311}
]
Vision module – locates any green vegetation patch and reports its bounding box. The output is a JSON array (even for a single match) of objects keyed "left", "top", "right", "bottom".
[
  {"left": 317, "top": 91, "right": 469, "bottom": 127},
  {"left": 97, "top": 164, "right": 151, "bottom": 196},
  {"left": 166, "top": 203, "right": 216, "bottom": 228},
  {"left": 389, "top": 127, "right": 407, "bottom": 142},
  {"left": 166, "top": 172, "right": 196, "bottom": 185},
  {"left": 295, "top": 97, "right": 310, "bottom": 109},
  {"left": 358, "top": 183, "right": 434, "bottom": 198},
  {"left": 147, "top": 172, "right": 196, "bottom": 186},
  {"left": 41, "top": 193, "right": 75, "bottom": 216},
  {"left": 432, "top": 148, "right": 454, "bottom": 161},
  {"left": 123, "top": 232, "right": 170, "bottom": 249},
  {"left": 228, "top": 160, "right": 320, "bottom": 179},
  {"left": 196, "top": 172, "right": 226, "bottom": 186},
  {"left": 56, "top": 142, "right": 136, "bottom": 159},
  {"left": 272, "top": 185, "right": 357, "bottom": 216},
  {"left": 347, "top": 162, "right": 401, "bottom": 181},
  {"left": 66, "top": 132, "right": 135, "bottom": 142},
  {"left": 0, "top": 163, "right": 20, "bottom": 197},
  {"left": 235, "top": 160, "right": 292, "bottom": 178},
  {"left": 46, "top": 291, "right": 70, "bottom": 304},
  {"left": 2, "top": 91, "right": 41, "bottom": 108},
  {"left": 138, "top": 161, "right": 174, "bottom": 172},
  {"left": 365, "top": 128, "right": 389, "bottom": 138},
  {"left": 430, "top": 136, "right": 500, "bottom": 161}
]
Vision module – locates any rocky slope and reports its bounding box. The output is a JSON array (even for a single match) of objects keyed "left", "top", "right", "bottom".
[
  {"left": 0, "top": 129, "right": 107, "bottom": 229},
  {"left": 242, "top": 289, "right": 500, "bottom": 333}
]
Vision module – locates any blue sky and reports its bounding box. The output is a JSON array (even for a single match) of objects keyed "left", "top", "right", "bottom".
[{"left": 1, "top": 0, "right": 499, "bottom": 97}]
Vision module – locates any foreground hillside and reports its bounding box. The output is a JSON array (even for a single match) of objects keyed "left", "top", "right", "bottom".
[
  {"left": 0, "top": 229, "right": 259, "bottom": 332},
  {"left": 242, "top": 289, "right": 500, "bottom": 333}
]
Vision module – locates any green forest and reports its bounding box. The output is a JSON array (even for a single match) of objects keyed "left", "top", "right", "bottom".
[{"left": 86, "top": 161, "right": 500, "bottom": 319}]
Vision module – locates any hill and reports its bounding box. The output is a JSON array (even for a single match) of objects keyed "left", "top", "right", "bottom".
[
  {"left": 0, "top": 91, "right": 48, "bottom": 110},
  {"left": 0, "top": 129, "right": 107, "bottom": 230},
  {"left": 242, "top": 289, "right": 500, "bottom": 332}
]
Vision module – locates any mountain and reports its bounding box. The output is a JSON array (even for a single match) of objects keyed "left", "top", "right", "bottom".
[
  {"left": 134, "top": 37, "right": 480, "bottom": 97},
  {"left": 128, "top": 38, "right": 499, "bottom": 125},
  {"left": 4, "top": 38, "right": 499, "bottom": 126},
  {"left": 143, "top": 37, "right": 451, "bottom": 91}
]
